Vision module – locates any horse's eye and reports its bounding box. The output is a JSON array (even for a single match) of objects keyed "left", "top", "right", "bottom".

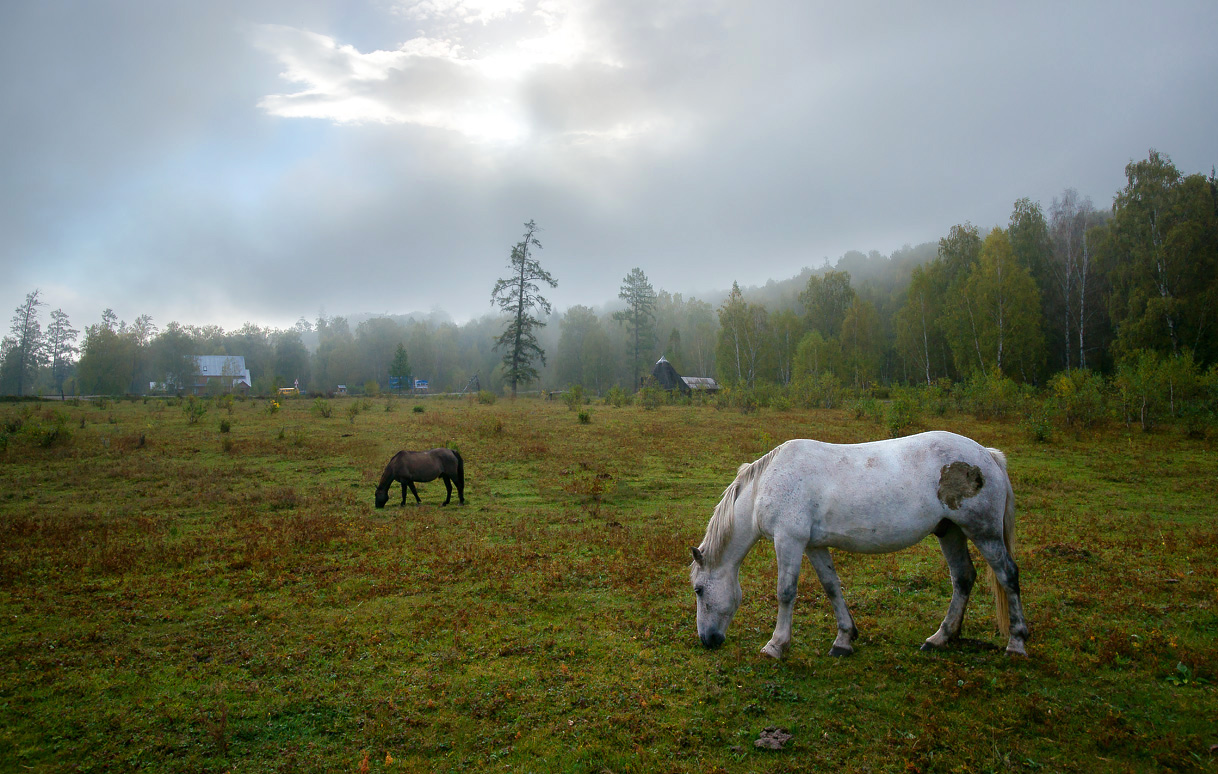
[{"left": 695, "top": 585, "right": 704, "bottom": 596}]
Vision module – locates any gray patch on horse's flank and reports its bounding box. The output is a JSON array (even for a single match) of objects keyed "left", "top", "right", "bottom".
[{"left": 937, "top": 462, "right": 984, "bottom": 509}]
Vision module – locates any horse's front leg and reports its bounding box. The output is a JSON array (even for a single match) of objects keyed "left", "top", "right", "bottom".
[
  {"left": 406, "top": 481, "right": 421, "bottom": 504},
  {"left": 805, "top": 547, "right": 858, "bottom": 656},
  {"left": 762, "top": 537, "right": 805, "bottom": 659},
  {"left": 922, "top": 523, "right": 976, "bottom": 650}
]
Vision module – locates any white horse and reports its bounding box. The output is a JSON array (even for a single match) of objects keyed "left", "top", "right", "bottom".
[{"left": 690, "top": 431, "right": 1029, "bottom": 658}]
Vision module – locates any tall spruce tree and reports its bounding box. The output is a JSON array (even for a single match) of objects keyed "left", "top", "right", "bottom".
[
  {"left": 491, "top": 220, "right": 557, "bottom": 397},
  {"left": 614, "top": 267, "right": 657, "bottom": 389}
]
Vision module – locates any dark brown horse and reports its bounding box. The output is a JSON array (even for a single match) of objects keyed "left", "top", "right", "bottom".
[{"left": 375, "top": 448, "right": 465, "bottom": 507}]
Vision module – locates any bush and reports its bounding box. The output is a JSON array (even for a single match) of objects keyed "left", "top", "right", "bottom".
[
  {"left": 924, "top": 379, "right": 954, "bottom": 416},
  {"left": 364, "top": 381, "right": 380, "bottom": 397},
  {"left": 23, "top": 411, "right": 71, "bottom": 448},
  {"left": 638, "top": 386, "right": 667, "bottom": 411},
  {"left": 412, "top": 405, "right": 425, "bottom": 414},
  {"left": 577, "top": 410, "right": 591, "bottom": 425},
  {"left": 1020, "top": 396, "right": 1055, "bottom": 443},
  {"left": 884, "top": 388, "right": 922, "bottom": 437},
  {"left": 476, "top": 390, "right": 497, "bottom": 405},
  {"left": 851, "top": 395, "right": 883, "bottom": 423},
  {"left": 1050, "top": 369, "right": 1107, "bottom": 428},
  {"left": 219, "top": 419, "right": 231, "bottom": 433},
  {"left": 564, "top": 385, "right": 586, "bottom": 411},
  {"left": 604, "top": 386, "right": 630, "bottom": 407},
  {"left": 312, "top": 398, "right": 333, "bottom": 418},
  {"left": 346, "top": 403, "right": 361, "bottom": 423},
  {"left": 183, "top": 396, "right": 208, "bottom": 425},
  {"left": 963, "top": 368, "right": 1019, "bottom": 419},
  {"left": 795, "top": 372, "right": 844, "bottom": 409}
]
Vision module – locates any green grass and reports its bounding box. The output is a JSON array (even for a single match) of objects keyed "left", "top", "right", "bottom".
[{"left": 0, "top": 396, "right": 1215, "bottom": 772}]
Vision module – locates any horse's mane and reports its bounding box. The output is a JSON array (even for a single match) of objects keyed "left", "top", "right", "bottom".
[
  {"left": 375, "top": 459, "right": 397, "bottom": 492},
  {"left": 696, "top": 443, "right": 786, "bottom": 565}
]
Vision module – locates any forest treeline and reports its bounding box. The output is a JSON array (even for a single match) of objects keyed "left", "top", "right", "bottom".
[{"left": 3, "top": 150, "right": 1216, "bottom": 415}]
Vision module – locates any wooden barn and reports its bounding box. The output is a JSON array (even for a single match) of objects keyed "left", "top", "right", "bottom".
[{"left": 650, "top": 356, "right": 720, "bottom": 393}]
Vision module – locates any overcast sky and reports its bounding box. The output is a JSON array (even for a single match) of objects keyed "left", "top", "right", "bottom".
[{"left": 3, "top": 0, "right": 1216, "bottom": 335}]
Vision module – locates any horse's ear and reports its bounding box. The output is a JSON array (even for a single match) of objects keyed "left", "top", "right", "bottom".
[{"left": 691, "top": 546, "right": 705, "bottom": 566}]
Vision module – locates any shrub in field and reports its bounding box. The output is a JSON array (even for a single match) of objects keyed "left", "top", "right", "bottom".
[
  {"left": 312, "top": 398, "right": 333, "bottom": 418},
  {"left": 1113, "top": 350, "right": 1166, "bottom": 431},
  {"left": 563, "top": 384, "right": 585, "bottom": 410},
  {"left": 963, "top": 368, "right": 1019, "bottom": 419},
  {"left": 218, "top": 394, "right": 234, "bottom": 415},
  {"left": 1050, "top": 369, "right": 1107, "bottom": 428},
  {"left": 884, "top": 387, "right": 922, "bottom": 437},
  {"left": 22, "top": 411, "right": 71, "bottom": 448},
  {"left": 638, "top": 386, "right": 666, "bottom": 410},
  {"left": 476, "top": 390, "right": 497, "bottom": 405},
  {"left": 851, "top": 395, "right": 882, "bottom": 423},
  {"left": 346, "top": 403, "right": 360, "bottom": 423},
  {"left": 364, "top": 381, "right": 380, "bottom": 397},
  {"left": 924, "top": 379, "right": 954, "bottom": 416},
  {"left": 412, "top": 405, "right": 425, "bottom": 414},
  {"left": 604, "top": 386, "right": 630, "bottom": 407},
  {"left": 793, "top": 372, "right": 844, "bottom": 409},
  {"left": 219, "top": 419, "right": 231, "bottom": 433},
  {"left": 384, "top": 397, "right": 395, "bottom": 413},
  {"left": 266, "top": 400, "right": 281, "bottom": 416},
  {"left": 221, "top": 437, "right": 234, "bottom": 453},
  {"left": 1021, "top": 396, "right": 1055, "bottom": 442},
  {"left": 183, "top": 396, "right": 207, "bottom": 424},
  {"left": 577, "top": 410, "right": 591, "bottom": 424}
]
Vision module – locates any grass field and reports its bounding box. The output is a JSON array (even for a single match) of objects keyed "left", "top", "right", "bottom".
[{"left": 1, "top": 395, "right": 1215, "bottom": 773}]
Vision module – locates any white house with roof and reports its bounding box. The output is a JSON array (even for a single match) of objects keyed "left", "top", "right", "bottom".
[{"left": 190, "top": 356, "right": 252, "bottom": 395}]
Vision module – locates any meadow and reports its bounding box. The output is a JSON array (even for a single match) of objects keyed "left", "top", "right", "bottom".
[{"left": 0, "top": 394, "right": 1214, "bottom": 773}]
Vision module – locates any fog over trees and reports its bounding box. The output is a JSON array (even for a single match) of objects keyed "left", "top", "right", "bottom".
[{"left": 3, "top": 150, "right": 1215, "bottom": 399}]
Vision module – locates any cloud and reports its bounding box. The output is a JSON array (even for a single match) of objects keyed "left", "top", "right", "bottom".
[{"left": 253, "top": 1, "right": 691, "bottom": 144}]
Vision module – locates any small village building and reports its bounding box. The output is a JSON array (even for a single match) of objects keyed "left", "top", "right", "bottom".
[
  {"left": 651, "top": 356, "right": 690, "bottom": 393},
  {"left": 190, "top": 356, "right": 252, "bottom": 396},
  {"left": 681, "top": 376, "right": 720, "bottom": 392},
  {"left": 650, "top": 356, "right": 720, "bottom": 393}
]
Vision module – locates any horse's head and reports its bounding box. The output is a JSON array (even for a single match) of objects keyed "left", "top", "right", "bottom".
[
  {"left": 690, "top": 546, "right": 742, "bottom": 649},
  {"left": 374, "top": 488, "right": 388, "bottom": 508}
]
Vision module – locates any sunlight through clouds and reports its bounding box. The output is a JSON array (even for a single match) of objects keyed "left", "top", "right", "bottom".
[{"left": 254, "top": 0, "right": 640, "bottom": 145}]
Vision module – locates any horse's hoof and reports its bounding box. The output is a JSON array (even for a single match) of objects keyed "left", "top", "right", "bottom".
[
  {"left": 760, "top": 644, "right": 784, "bottom": 660},
  {"left": 919, "top": 642, "right": 940, "bottom": 652},
  {"left": 1005, "top": 643, "right": 1028, "bottom": 658},
  {"left": 828, "top": 645, "right": 854, "bottom": 657}
]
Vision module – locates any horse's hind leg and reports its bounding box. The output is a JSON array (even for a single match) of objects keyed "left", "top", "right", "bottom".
[
  {"left": 922, "top": 523, "right": 976, "bottom": 651},
  {"left": 805, "top": 547, "right": 858, "bottom": 657},
  {"left": 440, "top": 475, "right": 453, "bottom": 506},
  {"left": 973, "top": 537, "right": 1030, "bottom": 656}
]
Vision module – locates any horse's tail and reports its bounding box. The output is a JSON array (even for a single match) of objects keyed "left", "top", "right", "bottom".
[
  {"left": 986, "top": 447, "right": 1015, "bottom": 638},
  {"left": 452, "top": 448, "right": 465, "bottom": 490}
]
